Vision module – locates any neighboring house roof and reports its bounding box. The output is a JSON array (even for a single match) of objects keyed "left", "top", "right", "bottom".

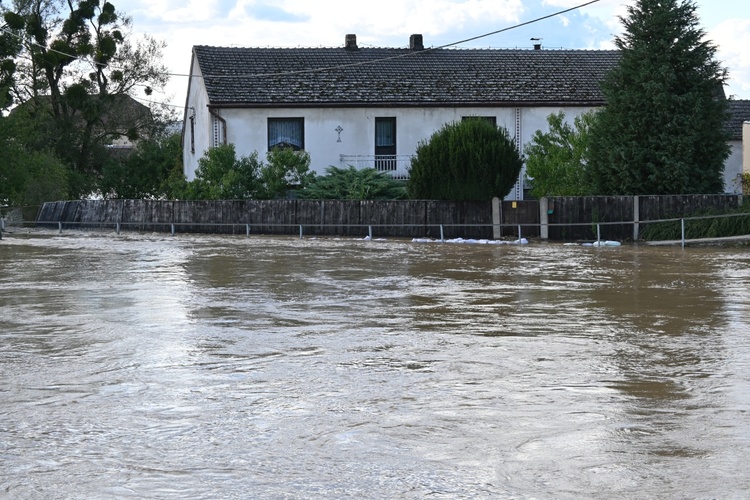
[
  {"left": 12, "top": 93, "right": 152, "bottom": 144},
  {"left": 193, "top": 38, "right": 621, "bottom": 108},
  {"left": 725, "top": 99, "right": 750, "bottom": 141}
]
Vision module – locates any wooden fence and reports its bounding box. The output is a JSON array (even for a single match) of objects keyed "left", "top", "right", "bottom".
[
  {"left": 36, "top": 199, "right": 497, "bottom": 239},
  {"left": 32, "top": 194, "right": 744, "bottom": 241}
]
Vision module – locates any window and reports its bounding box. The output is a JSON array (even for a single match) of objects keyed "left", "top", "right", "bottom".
[
  {"left": 375, "top": 117, "right": 396, "bottom": 171},
  {"left": 189, "top": 114, "right": 195, "bottom": 153},
  {"left": 268, "top": 118, "right": 304, "bottom": 150},
  {"left": 462, "top": 116, "right": 497, "bottom": 126}
]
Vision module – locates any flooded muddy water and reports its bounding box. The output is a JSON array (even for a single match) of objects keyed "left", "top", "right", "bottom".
[{"left": 1, "top": 231, "right": 749, "bottom": 498}]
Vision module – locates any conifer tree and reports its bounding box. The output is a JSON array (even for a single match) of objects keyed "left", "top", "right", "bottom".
[{"left": 588, "top": 0, "right": 730, "bottom": 195}]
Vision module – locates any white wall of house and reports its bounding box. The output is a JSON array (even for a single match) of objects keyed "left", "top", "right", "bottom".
[
  {"left": 744, "top": 122, "right": 750, "bottom": 175},
  {"left": 184, "top": 102, "right": 596, "bottom": 200},
  {"left": 725, "top": 140, "right": 744, "bottom": 194},
  {"left": 183, "top": 55, "right": 212, "bottom": 181}
]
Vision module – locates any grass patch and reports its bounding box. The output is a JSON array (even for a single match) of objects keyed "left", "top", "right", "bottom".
[{"left": 641, "top": 203, "right": 750, "bottom": 241}]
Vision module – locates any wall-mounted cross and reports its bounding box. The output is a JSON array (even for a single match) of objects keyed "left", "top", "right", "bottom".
[{"left": 335, "top": 125, "right": 343, "bottom": 142}]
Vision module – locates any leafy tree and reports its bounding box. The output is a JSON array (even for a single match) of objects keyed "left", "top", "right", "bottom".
[
  {"left": 0, "top": 115, "right": 68, "bottom": 206},
  {"left": 588, "top": 0, "right": 730, "bottom": 195},
  {"left": 100, "top": 132, "right": 184, "bottom": 199},
  {"left": 1, "top": 9, "right": 24, "bottom": 109},
  {"left": 183, "top": 145, "right": 315, "bottom": 200},
  {"left": 525, "top": 110, "right": 597, "bottom": 197},
  {"left": 1, "top": 0, "right": 170, "bottom": 197},
  {"left": 185, "top": 144, "right": 262, "bottom": 200},
  {"left": 259, "top": 147, "right": 315, "bottom": 199},
  {"left": 298, "top": 166, "right": 406, "bottom": 200},
  {"left": 407, "top": 118, "right": 523, "bottom": 201}
]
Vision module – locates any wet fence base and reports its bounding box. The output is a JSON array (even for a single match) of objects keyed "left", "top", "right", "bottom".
[
  {"left": 32, "top": 195, "right": 746, "bottom": 242},
  {"left": 36, "top": 199, "right": 502, "bottom": 240}
]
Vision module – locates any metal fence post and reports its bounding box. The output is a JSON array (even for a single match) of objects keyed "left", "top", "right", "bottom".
[
  {"left": 440, "top": 225, "right": 445, "bottom": 242},
  {"left": 171, "top": 224, "right": 175, "bottom": 236},
  {"left": 246, "top": 224, "right": 251, "bottom": 237},
  {"left": 597, "top": 224, "right": 601, "bottom": 245},
  {"left": 368, "top": 226, "right": 373, "bottom": 240},
  {"left": 300, "top": 225, "right": 303, "bottom": 239},
  {"left": 116, "top": 223, "right": 120, "bottom": 235},
  {"left": 517, "top": 224, "right": 522, "bottom": 241},
  {"left": 58, "top": 222, "right": 62, "bottom": 234},
  {"left": 681, "top": 219, "right": 686, "bottom": 248}
]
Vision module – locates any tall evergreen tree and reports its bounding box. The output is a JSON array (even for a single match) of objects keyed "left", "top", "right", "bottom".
[{"left": 588, "top": 0, "right": 730, "bottom": 195}]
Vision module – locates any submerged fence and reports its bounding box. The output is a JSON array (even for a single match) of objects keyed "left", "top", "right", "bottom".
[{"left": 2, "top": 194, "right": 746, "bottom": 244}]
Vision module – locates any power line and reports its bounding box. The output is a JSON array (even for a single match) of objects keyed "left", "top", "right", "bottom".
[{"left": 174, "top": 0, "right": 604, "bottom": 81}]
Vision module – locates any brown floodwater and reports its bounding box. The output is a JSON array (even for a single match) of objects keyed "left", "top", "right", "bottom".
[{"left": 1, "top": 230, "right": 749, "bottom": 498}]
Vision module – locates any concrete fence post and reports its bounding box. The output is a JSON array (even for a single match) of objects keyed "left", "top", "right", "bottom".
[
  {"left": 492, "top": 197, "right": 502, "bottom": 239},
  {"left": 539, "top": 197, "right": 549, "bottom": 240}
]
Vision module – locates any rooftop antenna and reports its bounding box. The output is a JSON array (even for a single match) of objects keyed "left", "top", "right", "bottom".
[{"left": 531, "top": 37, "right": 542, "bottom": 50}]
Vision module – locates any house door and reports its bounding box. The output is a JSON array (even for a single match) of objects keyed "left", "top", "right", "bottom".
[{"left": 375, "top": 117, "right": 396, "bottom": 171}]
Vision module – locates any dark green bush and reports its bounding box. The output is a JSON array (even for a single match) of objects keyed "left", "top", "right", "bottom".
[{"left": 407, "top": 119, "right": 522, "bottom": 201}]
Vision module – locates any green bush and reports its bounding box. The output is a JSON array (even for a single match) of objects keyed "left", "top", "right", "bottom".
[
  {"left": 407, "top": 119, "right": 522, "bottom": 201},
  {"left": 298, "top": 166, "right": 406, "bottom": 200},
  {"left": 182, "top": 145, "right": 314, "bottom": 200},
  {"left": 184, "top": 144, "right": 262, "bottom": 200}
]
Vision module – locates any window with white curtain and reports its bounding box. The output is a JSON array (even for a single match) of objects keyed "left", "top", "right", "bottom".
[{"left": 268, "top": 118, "right": 305, "bottom": 150}]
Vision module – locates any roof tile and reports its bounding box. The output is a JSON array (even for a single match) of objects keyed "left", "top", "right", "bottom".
[{"left": 193, "top": 45, "right": 621, "bottom": 106}]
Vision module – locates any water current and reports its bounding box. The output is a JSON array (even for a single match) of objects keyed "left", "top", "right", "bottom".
[{"left": 1, "top": 230, "right": 749, "bottom": 498}]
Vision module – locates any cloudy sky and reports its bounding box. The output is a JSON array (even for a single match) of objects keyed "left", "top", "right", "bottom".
[{"left": 113, "top": 0, "right": 750, "bottom": 110}]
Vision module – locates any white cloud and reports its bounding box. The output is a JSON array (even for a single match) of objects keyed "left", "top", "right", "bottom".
[
  {"left": 118, "top": 0, "right": 750, "bottom": 106},
  {"left": 709, "top": 18, "right": 750, "bottom": 99}
]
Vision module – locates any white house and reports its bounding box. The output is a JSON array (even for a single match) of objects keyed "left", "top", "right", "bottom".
[
  {"left": 182, "top": 34, "right": 743, "bottom": 199},
  {"left": 182, "top": 34, "right": 623, "bottom": 200},
  {"left": 725, "top": 100, "right": 750, "bottom": 193}
]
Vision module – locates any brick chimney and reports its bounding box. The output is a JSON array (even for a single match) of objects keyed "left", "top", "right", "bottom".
[
  {"left": 345, "top": 34, "right": 358, "bottom": 50},
  {"left": 410, "top": 34, "right": 424, "bottom": 51}
]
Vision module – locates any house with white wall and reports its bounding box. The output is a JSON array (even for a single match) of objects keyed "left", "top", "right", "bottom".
[
  {"left": 725, "top": 100, "right": 750, "bottom": 193},
  {"left": 182, "top": 34, "right": 622, "bottom": 200}
]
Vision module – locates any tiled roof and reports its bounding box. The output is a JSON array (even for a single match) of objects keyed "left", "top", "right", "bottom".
[
  {"left": 193, "top": 45, "right": 621, "bottom": 107},
  {"left": 726, "top": 99, "right": 750, "bottom": 141}
]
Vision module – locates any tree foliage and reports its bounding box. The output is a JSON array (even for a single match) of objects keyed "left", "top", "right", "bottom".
[
  {"left": 99, "top": 132, "right": 183, "bottom": 199},
  {"left": 525, "top": 110, "right": 598, "bottom": 197},
  {"left": 587, "top": 0, "right": 730, "bottom": 195},
  {"left": 0, "top": 113, "right": 69, "bottom": 206},
  {"left": 0, "top": 0, "right": 170, "bottom": 198},
  {"left": 259, "top": 147, "right": 315, "bottom": 199},
  {"left": 407, "top": 119, "right": 523, "bottom": 201},
  {"left": 182, "top": 145, "right": 313, "bottom": 200},
  {"left": 1, "top": 10, "right": 23, "bottom": 109},
  {"left": 298, "top": 166, "right": 406, "bottom": 200}
]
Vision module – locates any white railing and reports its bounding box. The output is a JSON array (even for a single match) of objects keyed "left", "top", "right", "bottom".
[{"left": 339, "top": 154, "right": 413, "bottom": 180}]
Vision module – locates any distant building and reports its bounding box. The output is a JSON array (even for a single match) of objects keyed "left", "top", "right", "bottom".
[{"left": 12, "top": 93, "right": 153, "bottom": 153}]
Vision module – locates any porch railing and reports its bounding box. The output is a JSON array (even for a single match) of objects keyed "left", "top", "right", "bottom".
[{"left": 339, "top": 154, "right": 412, "bottom": 180}]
